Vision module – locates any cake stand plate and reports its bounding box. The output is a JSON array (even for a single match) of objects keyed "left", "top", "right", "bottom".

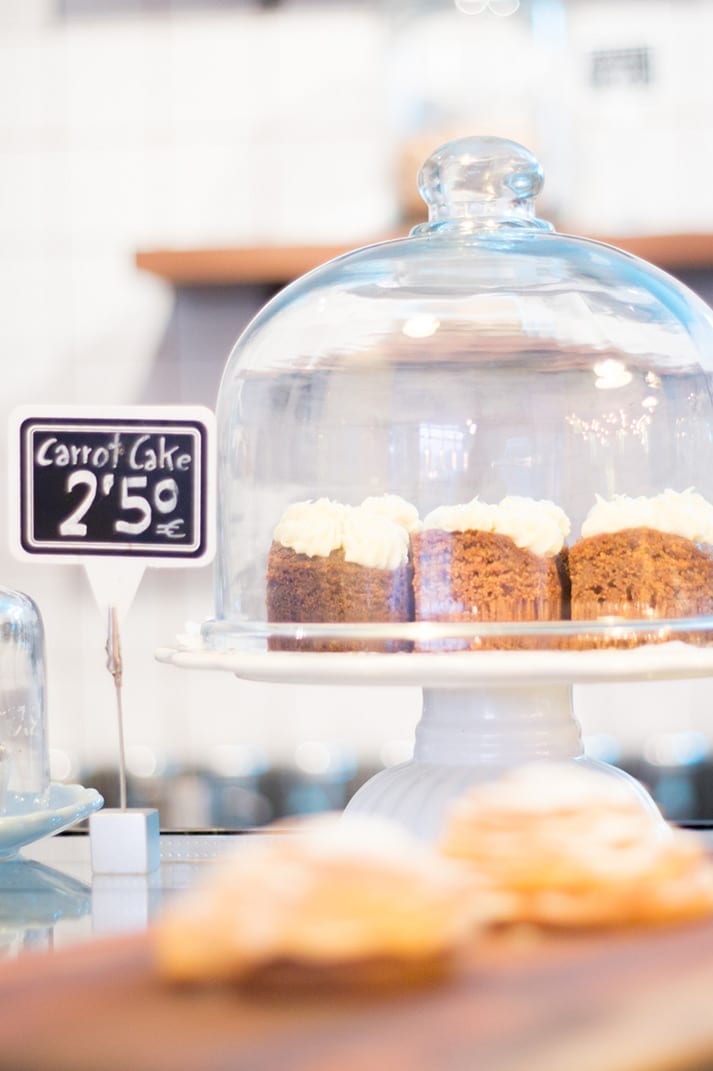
[
  {"left": 155, "top": 640, "right": 713, "bottom": 687},
  {"left": 156, "top": 639, "right": 713, "bottom": 838}
]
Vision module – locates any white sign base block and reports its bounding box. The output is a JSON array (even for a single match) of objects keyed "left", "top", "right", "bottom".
[{"left": 89, "top": 808, "right": 160, "bottom": 874}]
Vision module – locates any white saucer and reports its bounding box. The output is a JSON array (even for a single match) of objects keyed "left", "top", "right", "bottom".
[{"left": 0, "top": 784, "right": 104, "bottom": 860}]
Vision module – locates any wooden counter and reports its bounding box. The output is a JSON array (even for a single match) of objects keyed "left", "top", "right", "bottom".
[
  {"left": 4, "top": 918, "right": 713, "bottom": 1070},
  {"left": 135, "top": 233, "right": 713, "bottom": 287}
]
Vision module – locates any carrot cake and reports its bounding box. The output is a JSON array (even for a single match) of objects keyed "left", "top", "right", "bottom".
[
  {"left": 569, "top": 489, "right": 713, "bottom": 642},
  {"left": 266, "top": 495, "right": 417, "bottom": 652},
  {"left": 411, "top": 496, "right": 571, "bottom": 650}
]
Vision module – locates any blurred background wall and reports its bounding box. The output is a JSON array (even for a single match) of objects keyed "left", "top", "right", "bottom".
[{"left": 3, "top": 0, "right": 713, "bottom": 827}]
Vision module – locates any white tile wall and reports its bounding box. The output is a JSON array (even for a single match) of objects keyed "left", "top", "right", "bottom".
[
  {"left": 3, "top": 0, "right": 713, "bottom": 796},
  {"left": 560, "top": 0, "right": 713, "bottom": 233},
  {"left": 0, "top": 1, "right": 409, "bottom": 787}
]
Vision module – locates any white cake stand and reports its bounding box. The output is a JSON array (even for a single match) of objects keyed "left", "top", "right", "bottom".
[{"left": 157, "top": 626, "right": 713, "bottom": 839}]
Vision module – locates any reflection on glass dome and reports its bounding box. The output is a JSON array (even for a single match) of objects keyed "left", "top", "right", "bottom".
[{"left": 205, "top": 136, "right": 713, "bottom": 654}]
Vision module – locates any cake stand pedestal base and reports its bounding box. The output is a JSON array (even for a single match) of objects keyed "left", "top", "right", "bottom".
[{"left": 346, "top": 684, "right": 660, "bottom": 839}]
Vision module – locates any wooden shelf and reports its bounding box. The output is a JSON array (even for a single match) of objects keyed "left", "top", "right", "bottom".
[
  {"left": 134, "top": 241, "right": 372, "bottom": 286},
  {"left": 135, "top": 232, "right": 713, "bottom": 287},
  {"left": 590, "top": 232, "right": 713, "bottom": 272}
]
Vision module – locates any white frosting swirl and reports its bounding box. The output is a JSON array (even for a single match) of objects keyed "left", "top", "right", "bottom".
[
  {"left": 422, "top": 499, "right": 497, "bottom": 536},
  {"left": 273, "top": 498, "right": 347, "bottom": 558},
  {"left": 496, "top": 496, "right": 571, "bottom": 558},
  {"left": 360, "top": 494, "right": 421, "bottom": 533},
  {"left": 423, "top": 496, "right": 570, "bottom": 557},
  {"left": 342, "top": 508, "right": 410, "bottom": 570},
  {"left": 581, "top": 489, "right": 713, "bottom": 544},
  {"left": 273, "top": 498, "right": 410, "bottom": 568}
]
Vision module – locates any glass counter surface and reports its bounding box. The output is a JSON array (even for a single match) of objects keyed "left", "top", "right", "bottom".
[
  {"left": 4, "top": 831, "right": 262, "bottom": 958},
  {"left": 1, "top": 824, "right": 711, "bottom": 961}
]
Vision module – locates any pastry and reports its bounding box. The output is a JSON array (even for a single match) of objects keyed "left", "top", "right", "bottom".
[
  {"left": 154, "top": 814, "right": 483, "bottom": 990},
  {"left": 440, "top": 762, "right": 713, "bottom": 927}
]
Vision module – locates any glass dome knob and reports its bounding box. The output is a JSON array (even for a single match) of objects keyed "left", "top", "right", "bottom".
[{"left": 415, "top": 135, "right": 551, "bottom": 233}]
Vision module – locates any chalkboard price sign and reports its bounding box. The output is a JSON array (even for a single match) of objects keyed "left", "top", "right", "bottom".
[{"left": 14, "top": 411, "right": 214, "bottom": 561}]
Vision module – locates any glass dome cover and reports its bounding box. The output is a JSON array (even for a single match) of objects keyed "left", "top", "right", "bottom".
[
  {"left": 0, "top": 588, "right": 49, "bottom": 810},
  {"left": 207, "top": 136, "right": 713, "bottom": 654}
]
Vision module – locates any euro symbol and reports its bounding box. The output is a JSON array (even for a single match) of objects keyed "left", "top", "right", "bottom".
[{"left": 155, "top": 518, "right": 186, "bottom": 539}]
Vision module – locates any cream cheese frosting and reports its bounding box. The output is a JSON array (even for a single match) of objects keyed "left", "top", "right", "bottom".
[
  {"left": 360, "top": 494, "right": 421, "bottom": 533},
  {"left": 422, "top": 500, "right": 497, "bottom": 537},
  {"left": 581, "top": 489, "right": 713, "bottom": 544},
  {"left": 422, "top": 495, "right": 570, "bottom": 558},
  {"left": 273, "top": 495, "right": 415, "bottom": 569},
  {"left": 273, "top": 498, "right": 347, "bottom": 559},
  {"left": 342, "top": 509, "right": 409, "bottom": 570}
]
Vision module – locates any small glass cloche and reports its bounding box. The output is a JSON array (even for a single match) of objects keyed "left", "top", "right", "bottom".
[
  {"left": 0, "top": 588, "right": 49, "bottom": 812},
  {"left": 206, "top": 135, "right": 713, "bottom": 654}
]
